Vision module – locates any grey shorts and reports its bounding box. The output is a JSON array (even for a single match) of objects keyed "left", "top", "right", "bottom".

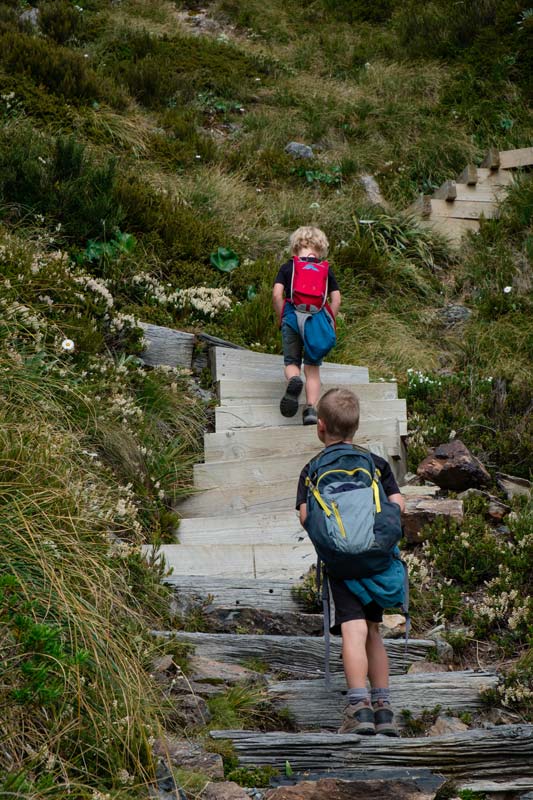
[{"left": 281, "top": 321, "right": 322, "bottom": 367}]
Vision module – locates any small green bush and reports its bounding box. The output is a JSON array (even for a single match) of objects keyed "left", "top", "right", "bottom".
[
  {"left": 39, "top": 0, "right": 81, "bottom": 44},
  {"left": 0, "top": 29, "right": 121, "bottom": 106}
]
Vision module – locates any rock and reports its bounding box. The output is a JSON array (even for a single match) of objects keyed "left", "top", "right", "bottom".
[
  {"left": 417, "top": 440, "right": 490, "bottom": 491},
  {"left": 428, "top": 715, "right": 468, "bottom": 736},
  {"left": 402, "top": 472, "right": 421, "bottom": 485},
  {"left": 485, "top": 707, "right": 523, "bottom": 725},
  {"left": 264, "top": 778, "right": 437, "bottom": 799},
  {"left": 284, "top": 142, "right": 314, "bottom": 159},
  {"left": 153, "top": 736, "right": 224, "bottom": 779},
  {"left": 407, "top": 661, "right": 450, "bottom": 675},
  {"left": 152, "top": 654, "right": 175, "bottom": 674},
  {"left": 487, "top": 499, "right": 511, "bottom": 521},
  {"left": 438, "top": 305, "right": 472, "bottom": 325},
  {"left": 456, "top": 488, "right": 487, "bottom": 500},
  {"left": 189, "top": 656, "right": 265, "bottom": 685},
  {"left": 171, "top": 676, "right": 224, "bottom": 697},
  {"left": 426, "top": 634, "right": 454, "bottom": 664},
  {"left": 380, "top": 614, "right": 406, "bottom": 638},
  {"left": 402, "top": 497, "right": 463, "bottom": 542},
  {"left": 20, "top": 7, "right": 40, "bottom": 27},
  {"left": 496, "top": 472, "right": 531, "bottom": 500},
  {"left": 155, "top": 760, "right": 187, "bottom": 799},
  {"left": 170, "top": 693, "right": 212, "bottom": 728},
  {"left": 359, "top": 173, "right": 387, "bottom": 207},
  {"left": 203, "top": 781, "right": 251, "bottom": 800}
]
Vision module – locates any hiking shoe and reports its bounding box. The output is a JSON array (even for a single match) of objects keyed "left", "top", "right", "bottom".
[
  {"left": 373, "top": 701, "right": 400, "bottom": 737},
  {"left": 280, "top": 376, "right": 303, "bottom": 417},
  {"left": 338, "top": 701, "right": 376, "bottom": 735},
  {"left": 302, "top": 404, "right": 318, "bottom": 425}
]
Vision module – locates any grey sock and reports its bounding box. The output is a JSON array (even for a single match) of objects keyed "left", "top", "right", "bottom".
[
  {"left": 371, "top": 687, "right": 391, "bottom": 706},
  {"left": 347, "top": 688, "right": 370, "bottom": 706}
]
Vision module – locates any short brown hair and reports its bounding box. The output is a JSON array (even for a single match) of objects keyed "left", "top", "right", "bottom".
[
  {"left": 289, "top": 226, "right": 329, "bottom": 259},
  {"left": 317, "top": 388, "right": 360, "bottom": 440}
]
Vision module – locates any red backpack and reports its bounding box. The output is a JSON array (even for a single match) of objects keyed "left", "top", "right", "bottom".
[{"left": 290, "top": 256, "right": 329, "bottom": 312}]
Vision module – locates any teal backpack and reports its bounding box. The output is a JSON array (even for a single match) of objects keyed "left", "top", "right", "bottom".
[{"left": 304, "top": 444, "right": 403, "bottom": 579}]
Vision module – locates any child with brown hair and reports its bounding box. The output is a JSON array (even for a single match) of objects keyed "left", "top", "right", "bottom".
[
  {"left": 296, "top": 388, "right": 406, "bottom": 735},
  {"left": 272, "top": 226, "right": 341, "bottom": 425}
]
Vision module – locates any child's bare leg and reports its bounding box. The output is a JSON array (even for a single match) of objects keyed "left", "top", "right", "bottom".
[
  {"left": 340, "top": 619, "right": 369, "bottom": 688},
  {"left": 366, "top": 622, "right": 389, "bottom": 688},
  {"left": 366, "top": 621, "right": 399, "bottom": 736},
  {"left": 284, "top": 364, "right": 301, "bottom": 382},
  {"left": 303, "top": 364, "right": 321, "bottom": 407}
]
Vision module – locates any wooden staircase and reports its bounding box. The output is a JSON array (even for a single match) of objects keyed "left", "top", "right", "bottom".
[
  {"left": 410, "top": 146, "right": 533, "bottom": 245},
  {"left": 149, "top": 346, "right": 533, "bottom": 794},
  {"left": 155, "top": 346, "right": 406, "bottom": 581}
]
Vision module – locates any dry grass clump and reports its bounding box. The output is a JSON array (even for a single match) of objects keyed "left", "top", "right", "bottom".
[{"left": 0, "top": 364, "right": 165, "bottom": 796}]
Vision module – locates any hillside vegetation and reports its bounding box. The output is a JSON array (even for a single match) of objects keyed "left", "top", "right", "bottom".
[{"left": 0, "top": 0, "right": 532, "bottom": 796}]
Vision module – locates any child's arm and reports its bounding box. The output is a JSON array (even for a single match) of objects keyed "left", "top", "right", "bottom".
[
  {"left": 272, "top": 282, "right": 285, "bottom": 325},
  {"left": 329, "top": 289, "right": 341, "bottom": 318},
  {"left": 299, "top": 502, "right": 307, "bottom": 526},
  {"left": 387, "top": 492, "right": 405, "bottom": 514}
]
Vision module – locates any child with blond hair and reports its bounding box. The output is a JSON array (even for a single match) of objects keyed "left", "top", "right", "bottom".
[{"left": 273, "top": 226, "right": 341, "bottom": 425}]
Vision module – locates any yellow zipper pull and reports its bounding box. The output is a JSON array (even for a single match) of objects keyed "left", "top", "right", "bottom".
[{"left": 372, "top": 480, "right": 381, "bottom": 513}]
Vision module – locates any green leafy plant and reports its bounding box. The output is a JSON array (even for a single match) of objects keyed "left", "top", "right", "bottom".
[{"left": 210, "top": 246, "right": 240, "bottom": 272}]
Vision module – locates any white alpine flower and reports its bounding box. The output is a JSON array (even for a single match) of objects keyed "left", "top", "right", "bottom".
[
  {"left": 61, "top": 339, "right": 75, "bottom": 352},
  {"left": 503, "top": 286, "right": 512, "bottom": 294}
]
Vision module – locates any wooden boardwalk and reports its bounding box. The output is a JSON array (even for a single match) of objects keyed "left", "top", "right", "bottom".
[
  {"left": 149, "top": 345, "right": 532, "bottom": 793},
  {"left": 410, "top": 146, "right": 533, "bottom": 245}
]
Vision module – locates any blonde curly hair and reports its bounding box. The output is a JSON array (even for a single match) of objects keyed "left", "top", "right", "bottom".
[{"left": 289, "top": 226, "right": 329, "bottom": 259}]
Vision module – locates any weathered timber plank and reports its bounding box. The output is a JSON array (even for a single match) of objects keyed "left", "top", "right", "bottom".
[
  {"left": 149, "top": 542, "right": 316, "bottom": 578},
  {"left": 175, "top": 478, "right": 308, "bottom": 517},
  {"left": 476, "top": 168, "right": 515, "bottom": 186},
  {"left": 481, "top": 147, "right": 500, "bottom": 170},
  {"left": 267, "top": 670, "right": 498, "bottom": 729},
  {"left": 460, "top": 778, "right": 533, "bottom": 794},
  {"left": 270, "top": 768, "right": 445, "bottom": 794},
  {"left": 177, "top": 511, "right": 305, "bottom": 546},
  {"left": 217, "top": 380, "right": 398, "bottom": 405},
  {"left": 449, "top": 184, "right": 500, "bottom": 202},
  {"left": 499, "top": 147, "right": 533, "bottom": 169},
  {"left": 215, "top": 400, "right": 407, "bottom": 431},
  {"left": 428, "top": 198, "right": 498, "bottom": 220},
  {"left": 210, "top": 724, "right": 533, "bottom": 778},
  {"left": 403, "top": 497, "right": 463, "bottom": 541},
  {"left": 212, "top": 347, "right": 369, "bottom": 383},
  {"left": 163, "top": 575, "right": 304, "bottom": 612},
  {"left": 162, "top": 632, "right": 436, "bottom": 677},
  {"left": 433, "top": 180, "right": 457, "bottom": 201},
  {"left": 192, "top": 441, "right": 387, "bottom": 490},
  {"left": 139, "top": 323, "right": 195, "bottom": 369},
  {"left": 203, "top": 421, "right": 403, "bottom": 463}
]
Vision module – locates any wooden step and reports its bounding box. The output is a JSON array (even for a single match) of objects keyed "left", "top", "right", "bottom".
[
  {"left": 150, "top": 542, "right": 316, "bottom": 578},
  {"left": 161, "top": 632, "right": 436, "bottom": 677},
  {"left": 163, "top": 575, "right": 305, "bottom": 613},
  {"left": 177, "top": 511, "right": 305, "bottom": 546},
  {"left": 427, "top": 198, "right": 499, "bottom": 220},
  {"left": 203, "top": 420, "right": 405, "bottom": 463},
  {"left": 176, "top": 478, "right": 308, "bottom": 517},
  {"left": 211, "top": 347, "right": 369, "bottom": 383},
  {"left": 192, "top": 441, "right": 387, "bottom": 490},
  {"left": 215, "top": 399, "right": 407, "bottom": 431},
  {"left": 420, "top": 217, "right": 480, "bottom": 245},
  {"left": 498, "top": 146, "right": 533, "bottom": 169},
  {"left": 217, "top": 380, "right": 398, "bottom": 405},
  {"left": 210, "top": 724, "right": 533, "bottom": 777},
  {"left": 267, "top": 670, "right": 498, "bottom": 729}
]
